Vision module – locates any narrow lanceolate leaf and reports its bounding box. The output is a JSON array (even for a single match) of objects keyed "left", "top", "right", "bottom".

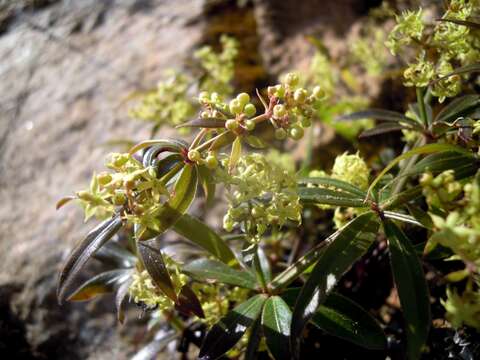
[
  {"left": 129, "top": 138, "right": 187, "bottom": 155},
  {"left": 436, "top": 18, "right": 480, "bottom": 29},
  {"left": 299, "top": 187, "right": 367, "bottom": 208},
  {"left": 312, "top": 293, "right": 386, "bottom": 350},
  {"left": 197, "top": 165, "right": 216, "bottom": 209},
  {"left": 93, "top": 241, "right": 137, "bottom": 268},
  {"left": 336, "top": 109, "right": 417, "bottom": 124},
  {"left": 175, "top": 284, "right": 205, "bottom": 319},
  {"left": 176, "top": 118, "right": 226, "bottom": 129},
  {"left": 208, "top": 130, "right": 236, "bottom": 152},
  {"left": 405, "top": 151, "right": 478, "bottom": 178},
  {"left": 57, "top": 216, "right": 123, "bottom": 303},
  {"left": 183, "top": 259, "right": 257, "bottom": 290},
  {"left": 368, "top": 144, "right": 471, "bottom": 196},
  {"left": 173, "top": 214, "right": 237, "bottom": 266},
  {"left": 406, "top": 205, "right": 434, "bottom": 230},
  {"left": 199, "top": 294, "right": 267, "bottom": 360},
  {"left": 291, "top": 212, "right": 379, "bottom": 359},
  {"left": 298, "top": 177, "right": 367, "bottom": 197},
  {"left": 142, "top": 146, "right": 182, "bottom": 168},
  {"left": 67, "top": 269, "right": 130, "bottom": 301},
  {"left": 383, "top": 220, "right": 431, "bottom": 360},
  {"left": 56, "top": 196, "right": 76, "bottom": 210},
  {"left": 245, "top": 317, "right": 262, "bottom": 360},
  {"left": 359, "top": 123, "right": 408, "bottom": 138},
  {"left": 381, "top": 185, "right": 423, "bottom": 210},
  {"left": 431, "top": 63, "right": 480, "bottom": 86},
  {"left": 152, "top": 154, "right": 183, "bottom": 177},
  {"left": 262, "top": 296, "right": 292, "bottom": 360},
  {"left": 229, "top": 136, "right": 242, "bottom": 172},
  {"left": 116, "top": 277, "right": 133, "bottom": 324},
  {"left": 383, "top": 211, "right": 424, "bottom": 227},
  {"left": 138, "top": 164, "right": 198, "bottom": 240},
  {"left": 138, "top": 242, "right": 177, "bottom": 301},
  {"left": 434, "top": 95, "right": 480, "bottom": 123}
]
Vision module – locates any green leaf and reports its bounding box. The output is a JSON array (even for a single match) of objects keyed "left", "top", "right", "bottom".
[
  {"left": 380, "top": 185, "right": 423, "bottom": 210},
  {"left": 116, "top": 277, "right": 132, "bottom": 324},
  {"left": 359, "top": 123, "right": 409, "bottom": 138},
  {"left": 383, "top": 220, "right": 431, "bottom": 360},
  {"left": 173, "top": 214, "right": 237, "bottom": 266},
  {"left": 436, "top": 18, "right": 480, "bottom": 29},
  {"left": 245, "top": 317, "right": 262, "bottom": 360},
  {"left": 198, "top": 165, "right": 216, "bottom": 209},
  {"left": 434, "top": 95, "right": 480, "bottom": 123},
  {"left": 175, "top": 284, "right": 205, "bottom": 319},
  {"left": 142, "top": 146, "right": 181, "bottom": 168},
  {"left": 336, "top": 109, "right": 419, "bottom": 126},
  {"left": 312, "top": 293, "right": 386, "bottom": 350},
  {"left": 244, "top": 135, "right": 268, "bottom": 149},
  {"left": 199, "top": 294, "right": 267, "bottom": 360},
  {"left": 129, "top": 139, "right": 187, "bottom": 155},
  {"left": 298, "top": 177, "right": 367, "bottom": 197},
  {"left": 57, "top": 216, "right": 123, "bottom": 303},
  {"left": 176, "top": 118, "right": 226, "bottom": 128},
  {"left": 138, "top": 242, "right": 177, "bottom": 301},
  {"left": 229, "top": 136, "right": 242, "bottom": 172},
  {"left": 299, "top": 187, "right": 367, "bottom": 208},
  {"left": 93, "top": 241, "right": 137, "bottom": 268},
  {"left": 406, "top": 205, "right": 434, "bottom": 229},
  {"left": 56, "top": 196, "right": 75, "bottom": 210},
  {"left": 383, "top": 211, "right": 424, "bottom": 227},
  {"left": 290, "top": 212, "right": 379, "bottom": 358},
  {"left": 183, "top": 259, "right": 257, "bottom": 289},
  {"left": 262, "top": 296, "right": 292, "bottom": 360},
  {"left": 151, "top": 153, "right": 183, "bottom": 176},
  {"left": 405, "top": 151, "right": 478, "bottom": 178},
  {"left": 208, "top": 131, "right": 236, "bottom": 152},
  {"left": 368, "top": 144, "right": 471, "bottom": 196},
  {"left": 68, "top": 269, "right": 130, "bottom": 301}
]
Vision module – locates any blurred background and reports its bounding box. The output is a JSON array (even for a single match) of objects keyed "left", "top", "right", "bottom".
[{"left": 0, "top": 0, "right": 420, "bottom": 358}]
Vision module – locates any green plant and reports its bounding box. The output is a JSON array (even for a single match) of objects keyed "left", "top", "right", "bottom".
[{"left": 57, "top": 2, "right": 480, "bottom": 359}]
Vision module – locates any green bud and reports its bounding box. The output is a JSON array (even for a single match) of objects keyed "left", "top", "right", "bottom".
[
  {"left": 244, "top": 103, "right": 256, "bottom": 118},
  {"left": 210, "top": 92, "right": 221, "bottom": 103},
  {"left": 245, "top": 119, "right": 256, "bottom": 131},
  {"left": 289, "top": 125, "right": 304, "bottom": 140},
  {"left": 112, "top": 192, "right": 127, "bottom": 206},
  {"left": 312, "top": 86, "right": 325, "bottom": 98},
  {"left": 205, "top": 154, "right": 218, "bottom": 169},
  {"left": 251, "top": 206, "right": 265, "bottom": 218},
  {"left": 301, "top": 117, "right": 312, "bottom": 128},
  {"left": 77, "top": 190, "right": 95, "bottom": 202},
  {"left": 225, "top": 119, "right": 239, "bottom": 131},
  {"left": 188, "top": 150, "right": 201, "bottom": 162},
  {"left": 97, "top": 172, "right": 112, "bottom": 186},
  {"left": 275, "top": 85, "right": 286, "bottom": 98},
  {"left": 229, "top": 99, "right": 243, "bottom": 115},
  {"left": 275, "top": 128, "right": 287, "bottom": 140},
  {"left": 284, "top": 72, "right": 299, "bottom": 87},
  {"left": 201, "top": 111, "right": 210, "bottom": 119},
  {"left": 199, "top": 91, "right": 209, "bottom": 103},
  {"left": 273, "top": 104, "right": 287, "bottom": 118},
  {"left": 236, "top": 92, "right": 250, "bottom": 106},
  {"left": 293, "top": 88, "right": 308, "bottom": 104}
]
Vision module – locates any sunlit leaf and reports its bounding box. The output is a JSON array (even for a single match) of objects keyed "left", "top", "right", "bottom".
[
  {"left": 199, "top": 294, "right": 267, "bottom": 360},
  {"left": 229, "top": 136, "right": 242, "bottom": 172},
  {"left": 299, "top": 187, "right": 367, "bottom": 207},
  {"left": 262, "top": 296, "right": 292, "bottom": 360},
  {"left": 173, "top": 214, "right": 237, "bottom": 266},
  {"left": 176, "top": 118, "right": 226, "bottom": 129},
  {"left": 57, "top": 216, "right": 123, "bottom": 303},
  {"left": 183, "top": 258, "right": 257, "bottom": 289},
  {"left": 298, "top": 177, "right": 367, "bottom": 197},
  {"left": 383, "top": 220, "right": 430, "bottom": 360},
  {"left": 291, "top": 212, "right": 379, "bottom": 358},
  {"left": 129, "top": 139, "right": 187, "bottom": 155},
  {"left": 68, "top": 269, "right": 130, "bottom": 301}
]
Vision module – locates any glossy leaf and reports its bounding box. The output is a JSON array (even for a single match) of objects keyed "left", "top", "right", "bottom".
[
  {"left": 262, "top": 296, "right": 292, "bottom": 360},
  {"left": 57, "top": 216, "right": 123, "bottom": 303},
  {"left": 298, "top": 177, "right": 367, "bottom": 197},
  {"left": 209, "top": 131, "right": 236, "bottom": 152},
  {"left": 405, "top": 151, "right": 478, "bottom": 178},
  {"left": 183, "top": 259, "right": 257, "bottom": 290},
  {"left": 434, "top": 95, "right": 480, "bottom": 123},
  {"left": 359, "top": 123, "right": 408, "bottom": 138},
  {"left": 291, "top": 212, "right": 379, "bottom": 358},
  {"left": 143, "top": 146, "right": 179, "bottom": 168},
  {"left": 383, "top": 220, "right": 431, "bottom": 360},
  {"left": 406, "top": 205, "right": 434, "bottom": 229},
  {"left": 138, "top": 242, "right": 177, "bottom": 301},
  {"left": 175, "top": 284, "right": 205, "bottom": 318},
  {"left": 312, "top": 293, "right": 386, "bottom": 350},
  {"left": 381, "top": 185, "right": 423, "bottom": 210},
  {"left": 116, "top": 277, "right": 133, "bottom": 324},
  {"left": 383, "top": 211, "right": 423, "bottom": 227},
  {"left": 176, "top": 118, "right": 226, "bottom": 129},
  {"left": 129, "top": 139, "right": 187, "bottom": 155},
  {"left": 152, "top": 153, "right": 183, "bottom": 176},
  {"left": 336, "top": 109, "right": 418, "bottom": 126},
  {"left": 199, "top": 294, "right": 267, "bottom": 360},
  {"left": 299, "top": 187, "right": 367, "bottom": 208},
  {"left": 368, "top": 144, "right": 471, "bottom": 196},
  {"left": 245, "top": 317, "right": 262, "bottom": 360},
  {"left": 173, "top": 214, "right": 237, "bottom": 266},
  {"left": 93, "top": 241, "right": 137, "bottom": 268},
  {"left": 68, "top": 269, "right": 130, "bottom": 301}
]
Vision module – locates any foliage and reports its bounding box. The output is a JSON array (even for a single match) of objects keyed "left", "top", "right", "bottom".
[{"left": 56, "top": 2, "right": 480, "bottom": 359}]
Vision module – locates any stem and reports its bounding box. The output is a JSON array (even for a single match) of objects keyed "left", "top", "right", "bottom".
[
  {"left": 416, "top": 87, "right": 429, "bottom": 128},
  {"left": 189, "top": 128, "right": 208, "bottom": 150},
  {"left": 193, "top": 131, "right": 232, "bottom": 152}
]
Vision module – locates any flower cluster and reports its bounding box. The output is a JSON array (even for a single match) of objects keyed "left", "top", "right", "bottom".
[
  {"left": 385, "top": 9, "right": 424, "bottom": 56},
  {"left": 75, "top": 153, "right": 169, "bottom": 229},
  {"left": 420, "top": 170, "right": 462, "bottom": 211},
  {"left": 129, "top": 255, "right": 187, "bottom": 311},
  {"left": 217, "top": 153, "right": 301, "bottom": 240},
  {"left": 443, "top": 286, "right": 480, "bottom": 329}
]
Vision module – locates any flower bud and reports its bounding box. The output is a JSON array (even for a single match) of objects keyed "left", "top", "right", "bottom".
[
  {"left": 205, "top": 154, "right": 218, "bottom": 169},
  {"left": 97, "top": 172, "right": 112, "bottom": 186},
  {"left": 188, "top": 150, "right": 201, "bottom": 162},
  {"left": 275, "top": 128, "right": 287, "bottom": 140},
  {"left": 225, "top": 119, "right": 239, "bottom": 131},
  {"left": 199, "top": 91, "right": 209, "bottom": 104},
  {"left": 301, "top": 117, "right": 312, "bottom": 128},
  {"left": 229, "top": 99, "right": 243, "bottom": 115},
  {"left": 77, "top": 191, "right": 95, "bottom": 202},
  {"left": 284, "top": 72, "right": 299, "bottom": 87},
  {"left": 112, "top": 192, "right": 127, "bottom": 206},
  {"left": 289, "top": 125, "right": 304, "bottom": 140},
  {"left": 273, "top": 104, "right": 287, "bottom": 118},
  {"left": 293, "top": 88, "right": 308, "bottom": 104},
  {"left": 244, "top": 119, "right": 256, "bottom": 131},
  {"left": 236, "top": 92, "right": 250, "bottom": 106},
  {"left": 244, "top": 103, "right": 256, "bottom": 118},
  {"left": 312, "top": 86, "right": 325, "bottom": 98}
]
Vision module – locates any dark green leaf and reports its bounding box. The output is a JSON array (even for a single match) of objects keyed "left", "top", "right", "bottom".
[
  {"left": 116, "top": 277, "right": 132, "bottom": 324},
  {"left": 199, "top": 294, "right": 267, "bottom": 360},
  {"left": 291, "top": 212, "right": 379, "bottom": 358},
  {"left": 176, "top": 118, "right": 226, "bottom": 129},
  {"left": 405, "top": 151, "right": 478, "bottom": 178},
  {"left": 256, "top": 247, "right": 272, "bottom": 283},
  {"left": 138, "top": 242, "right": 177, "bottom": 301},
  {"left": 129, "top": 139, "right": 187, "bottom": 155},
  {"left": 57, "top": 216, "right": 123, "bottom": 303},
  {"left": 245, "top": 317, "right": 262, "bottom": 360},
  {"left": 406, "top": 205, "right": 434, "bottom": 229},
  {"left": 142, "top": 146, "right": 180, "bottom": 168},
  {"left": 437, "top": 18, "right": 480, "bottom": 29},
  {"left": 198, "top": 165, "right": 216, "bottom": 209},
  {"left": 359, "top": 123, "right": 408, "bottom": 138},
  {"left": 383, "top": 220, "right": 430, "bottom": 360},
  {"left": 435, "top": 95, "right": 480, "bottom": 123},
  {"left": 183, "top": 259, "right": 257, "bottom": 289},
  {"left": 173, "top": 214, "right": 237, "bottom": 266},
  {"left": 175, "top": 284, "right": 205, "bottom": 318},
  {"left": 298, "top": 177, "right": 367, "bottom": 197},
  {"left": 312, "top": 293, "right": 386, "bottom": 350},
  {"left": 383, "top": 211, "right": 424, "bottom": 227},
  {"left": 244, "top": 135, "right": 268, "bottom": 149},
  {"left": 262, "top": 296, "right": 292, "bottom": 360},
  {"left": 299, "top": 187, "right": 367, "bottom": 208},
  {"left": 336, "top": 109, "right": 418, "bottom": 126},
  {"left": 152, "top": 154, "right": 183, "bottom": 176},
  {"left": 93, "top": 241, "right": 137, "bottom": 268},
  {"left": 68, "top": 269, "right": 130, "bottom": 301}
]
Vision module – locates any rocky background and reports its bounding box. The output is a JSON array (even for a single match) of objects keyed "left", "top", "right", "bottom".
[{"left": 0, "top": 0, "right": 385, "bottom": 358}]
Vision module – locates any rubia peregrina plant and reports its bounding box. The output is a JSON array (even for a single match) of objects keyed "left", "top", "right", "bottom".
[{"left": 57, "top": 2, "right": 480, "bottom": 359}]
